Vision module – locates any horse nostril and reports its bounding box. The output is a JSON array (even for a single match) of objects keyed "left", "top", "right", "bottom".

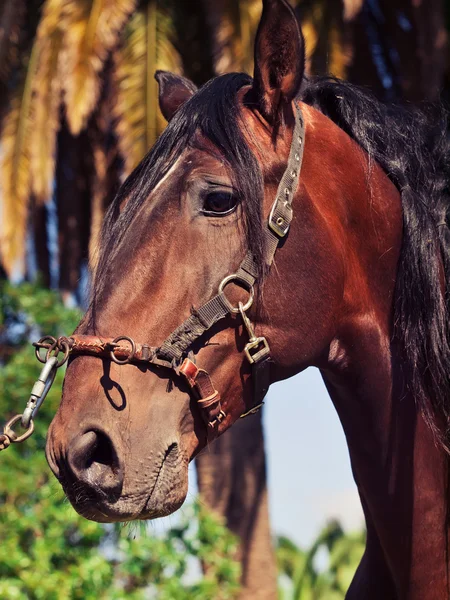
[
  {"left": 87, "top": 432, "right": 114, "bottom": 469},
  {"left": 68, "top": 430, "right": 123, "bottom": 494}
]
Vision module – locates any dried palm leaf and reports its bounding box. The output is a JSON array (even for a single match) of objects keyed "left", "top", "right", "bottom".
[
  {"left": 239, "top": 0, "right": 262, "bottom": 74},
  {"left": 0, "top": 45, "right": 38, "bottom": 276},
  {"left": 328, "top": 20, "right": 351, "bottom": 79},
  {"left": 155, "top": 6, "right": 182, "bottom": 131},
  {"left": 88, "top": 61, "right": 121, "bottom": 270},
  {"left": 0, "top": 0, "right": 25, "bottom": 84},
  {"left": 29, "top": 0, "right": 64, "bottom": 205},
  {"left": 203, "top": 0, "right": 240, "bottom": 74},
  {"left": 343, "top": 0, "right": 364, "bottom": 22},
  {"left": 61, "top": 0, "right": 137, "bottom": 136},
  {"left": 89, "top": 138, "right": 107, "bottom": 270},
  {"left": 113, "top": 2, "right": 181, "bottom": 175},
  {"left": 204, "top": 0, "right": 261, "bottom": 75},
  {"left": 295, "top": 0, "right": 350, "bottom": 79},
  {"left": 113, "top": 10, "right": 147, "bottom": 173}
]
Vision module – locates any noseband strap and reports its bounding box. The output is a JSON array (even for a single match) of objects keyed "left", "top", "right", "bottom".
[{"left": 32, "top": 105, "right": 305, "bottom": 436}]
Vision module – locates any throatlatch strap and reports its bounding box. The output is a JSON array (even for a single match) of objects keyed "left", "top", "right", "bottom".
[{"left": 240, "top": 354, "right": 272, "bottom": 418}]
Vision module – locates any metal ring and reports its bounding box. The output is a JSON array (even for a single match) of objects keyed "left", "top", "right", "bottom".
[
  {"left": 218, "top": 274, "right": 254, "bottom": 314},
  {"left": 110, "top": 336, "right": 136, "bottom": 365},
  {"left": 4, "top": 414, "right": 35, "bottom": 444},
  {"left": 34, "top": 336, "right": 57, "bottom": 364},
  {"left": 46, "top": 345, "right": 59, "bottom": 364},
  {"left": 55, "top": 338, "right": 71, "bottom": 368}
]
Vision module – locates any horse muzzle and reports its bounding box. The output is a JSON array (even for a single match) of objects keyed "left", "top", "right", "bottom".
[{"left": 46, "top": 424, "right": 189, "bottom": 522}]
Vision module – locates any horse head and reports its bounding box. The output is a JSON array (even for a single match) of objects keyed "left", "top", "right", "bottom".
[{"left": 46, "top": 0, "right": 400, "bottom": 523}]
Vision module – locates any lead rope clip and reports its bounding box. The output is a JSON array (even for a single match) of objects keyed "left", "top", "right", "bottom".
[{"left": 238, "top": 302, "right": 270, "bottom": 364}]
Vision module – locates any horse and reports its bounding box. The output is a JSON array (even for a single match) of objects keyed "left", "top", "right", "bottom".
[{"left": 44, "top": 0, "right": 450, "bottom": 597}]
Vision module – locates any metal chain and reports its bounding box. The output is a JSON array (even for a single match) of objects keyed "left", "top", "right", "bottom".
[{"left": 0, "top": 342, "right": 69, "bottom": 453}]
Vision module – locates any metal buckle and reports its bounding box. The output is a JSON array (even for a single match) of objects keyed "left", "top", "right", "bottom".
[
  {"left": 268, "top": 198, "right": 293, "bottom": 237},
  {"left": 244, "top": 337, "right": 270, "bottom": 364}
]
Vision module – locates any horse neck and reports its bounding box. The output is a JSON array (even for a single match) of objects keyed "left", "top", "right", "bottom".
[
  {"left": 287, "top": 105, "right": 450, "bottom": 597},
  {"left": 321, "top": 310, "right": 449, "bottom": 599}
]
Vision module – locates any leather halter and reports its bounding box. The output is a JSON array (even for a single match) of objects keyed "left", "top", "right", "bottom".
[{"left": 33, "top": 104, "right": 305, "bottom": 435}]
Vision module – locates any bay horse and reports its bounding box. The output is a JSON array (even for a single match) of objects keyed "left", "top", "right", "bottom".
[{"left": 44, "top": 0, "right": 450, "bottom": 597}]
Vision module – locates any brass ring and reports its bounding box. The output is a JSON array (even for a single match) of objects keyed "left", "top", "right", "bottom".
[
  {"left": 218, "top": 274, "right": 254, "bottom": 314},
  {"left": 45, "top": 343, "right": 60, "bottom": 363},
  {"left": 4, "top": 414, "right": 35, "bottom": 444},
  {"left": 110, "top": 336, "right": 136, "bottom": 365},
  {"left": 55, "top": 339, "right": 71, "bottom": 368},
  {"left": 34, "top": 336, "right": 57, "bottom": 364}
]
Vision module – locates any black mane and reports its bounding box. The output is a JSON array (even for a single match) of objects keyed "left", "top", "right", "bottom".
[{"left": 302, "top": 77, "right": 450, "bottom": 451}]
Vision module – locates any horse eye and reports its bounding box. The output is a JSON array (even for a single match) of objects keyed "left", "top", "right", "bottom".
[{"left": 202, "top": 191, "right": 238, "bottom": 216}]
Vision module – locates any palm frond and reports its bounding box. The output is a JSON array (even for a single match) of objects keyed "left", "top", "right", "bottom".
[
  {"left": 155, "top": 5, "right": 182, "bottom": 129},
  {"left": 204, "top": 0, "right": 261, "bottom": 75},
  {"left": 0, "top": 0, "right": 25, "bottom": 84},
  {"left": 0, "top": 44, "right": 38, "bottom": 276},
  {"left": 328, "top": 21, "right": 351, "bottom": 79},
  {"left": 113, "top": 3, "right": 181, "bottom": 175},
  {"left": 29, "top": 0, "right": 65, "bottom": 205},
  {"left": 61, "top": 0, "right": 137, "bottom": 135},
  {"left": 295, "top": 0, "right": 350, "bottom": 78},
  {"left": 112, "top": 10, "right": 147, "bottom": 173},
  {"left": 238, "top": 0, "right": 261, "bottom": 74},
  {"left": 343, "top": 0, "right": 364, "bottom": 22},
  {"left": 89, "top": 62, "right": 121, "bottom": 270},
  {"left": 146, "top": 0, "right": 158, "bottom": 147}
]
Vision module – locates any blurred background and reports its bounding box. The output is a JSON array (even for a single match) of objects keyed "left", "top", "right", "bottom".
[{"left": 0, "top": 0, "right": 449, "bottom": 598}]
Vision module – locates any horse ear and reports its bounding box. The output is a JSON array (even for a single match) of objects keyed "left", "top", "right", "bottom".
[
  {"left": 251, "top": 0, "right": 305, "bottom": 124},
  {"left": 155, "top": 71, "right": 198, "bottom": 122}
]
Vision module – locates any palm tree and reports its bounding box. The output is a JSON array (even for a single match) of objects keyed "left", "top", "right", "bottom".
[
  {"left": 5, "top": 0, "right": 440, "bottom": 284},
  {"left": 347, "top": 0, "right": 447, "bottom": 101}
]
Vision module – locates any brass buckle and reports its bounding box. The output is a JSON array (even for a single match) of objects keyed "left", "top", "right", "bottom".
[{"left": 244, "top": 337, "right": 270, "bottom": 364}]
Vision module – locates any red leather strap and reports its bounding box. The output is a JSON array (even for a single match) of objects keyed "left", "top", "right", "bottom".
[{"left": 179, "top": 358, "right": 224, "bottom": 429}]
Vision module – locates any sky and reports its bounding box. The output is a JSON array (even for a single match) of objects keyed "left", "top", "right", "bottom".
[
  {"left": 180, "top": 366, "right": 365, "bottom": 549},
  {"left": 264, "top": 367, "right": 364, "bottom": 547}
]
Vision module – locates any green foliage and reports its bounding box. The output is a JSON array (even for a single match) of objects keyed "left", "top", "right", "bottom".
[
  {"left": 277, "top": 520, "right": 365, "bottom": 600},
  {"left": 0, "top": 282, "right": 241, "bottom": 600}
]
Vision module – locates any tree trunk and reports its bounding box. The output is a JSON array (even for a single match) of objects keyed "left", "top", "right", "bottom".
[
  {"left": 31, "top": 199, "right": 50, "bottom": 287},
  {"left": 196, "top": 411, "right": 278, "bottom": 600},
  {"left": 348, "top": 0, "right": 447, "bottom": 102},
  {"left": 56, "top": 123, "right": 92, "bottom": 299},
  {"left": 88, "top": 59, "right": 122, "bottom": 271}
]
